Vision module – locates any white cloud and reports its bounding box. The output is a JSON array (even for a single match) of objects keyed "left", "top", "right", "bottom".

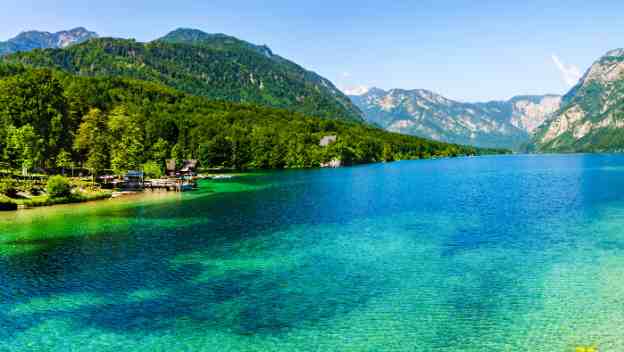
[
  {"left": 551, "top": 54, "right": 582, "bottom": 87},
  {"left": 341, "top": 85, "right": 370, "bottom": 96}
]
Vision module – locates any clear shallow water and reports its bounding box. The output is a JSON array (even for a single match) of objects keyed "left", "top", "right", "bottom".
[{"left": 1, "top": 155, "right": 624, "bottom": 351}]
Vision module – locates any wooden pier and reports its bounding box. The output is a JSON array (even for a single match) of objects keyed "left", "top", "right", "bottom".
[{"left": 143, "top": 179, "right": 196, "bottom": 192}]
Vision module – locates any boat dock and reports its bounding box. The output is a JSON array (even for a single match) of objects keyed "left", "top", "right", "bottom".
[{"left": 144, "top": 179, "right": 197, "bottom": 192}]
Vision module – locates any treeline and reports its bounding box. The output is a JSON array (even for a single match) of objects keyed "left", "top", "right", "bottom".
[{"left": 0, "top": 64, "right": 504, "bottom": 174}]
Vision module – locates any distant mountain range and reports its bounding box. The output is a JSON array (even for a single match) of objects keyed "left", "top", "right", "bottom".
[
  {"left": 0, "top": 27, "right": 97, "bottom": 56},
  {"left": 2, "top": 28, "right": 362, "bottom": 122},
  {"left": 350, "top": 88, "right": 561, "bottom": 150},
  {"left": 533, "top": 49, "right": 624, "bottom": 152}
]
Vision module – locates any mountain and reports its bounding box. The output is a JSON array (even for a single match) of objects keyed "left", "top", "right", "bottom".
[
  {"left": 158, "top": 28, "right": 276, "bottom": 58},
  {"left": 534, "top": 49, "right": 624, "bottom": 152},
  {"left": 3, "top": 28, "right": 362, "bottom": 122},
  {"left": 0, "top": 27, "right": 97, "bottom": 56},
  {"left": 350, "top": 88, "right": 561, "bottom": 150}
]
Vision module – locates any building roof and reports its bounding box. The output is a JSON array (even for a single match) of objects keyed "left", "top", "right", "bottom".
[
  {"left": 180, "top": 160, "right": 198, "bottom": 172},
  {"left": 126, "top": 170, "right": 144, "bottom": 177},
  {"left": 319, "top": 135, "right": 337, "bottom": 147}
]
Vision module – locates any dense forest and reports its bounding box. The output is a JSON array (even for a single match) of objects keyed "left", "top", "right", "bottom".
[
  {"left": 3, "top": 29, "right": 363, "bottom": 122},
  {"left": 0, "top": 63, "right": 502, "bottom": 175}
]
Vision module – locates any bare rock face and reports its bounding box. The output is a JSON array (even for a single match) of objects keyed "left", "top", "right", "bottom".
[
  {"left": 0, "top": 27, "right": 98, "bottom": 56},
  {"left": 350, "top": 88, "right": 560, "bottom": 151},
  {"left": 509, "top": 95, "right": 562, "bottom": 133},
  {"left": 535, "top": 49, "right": 624, "bottom": 152}
]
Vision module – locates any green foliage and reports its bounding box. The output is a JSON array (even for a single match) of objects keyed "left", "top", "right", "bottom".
[
  {"left": 0, "top": 194, "right": 17, "bottom": 210},
  {"left": 46, "top": 175, "right": 71, "bottom": 198},
  {"left": 0, "top": 177, "right": 18, "bottom": 197},
  {"left": 108, "top": 106, "right": 144, "bottom": 174},
  {"left": 3, "top": 124, "right": 38, "bottom": 171},
  {"left": 0, "top": 64, "right": 503, "bottom": 174},
  {"left": 74, "top": 108, "right": 109, "bottom": 173},
  {"left": 382, "top": 143, "right": 394, "bottom": 162},
  {"left": 150, "top": 138, "right": 170, "bottom": 164},
  {"left": 0, "top": 69, "right": 69, "bottom": 169},
  {"left": 20, "top": 192, "right": 112, "bottom": 208},
  {"left": 4, "top": 35, "right": 363, "bottom": 121},
  {"left": 142, "top": 161, "right": 163, "bottom": 179},
  {"left": 55, "top": 149, "right": 73, "bottom": 173}
]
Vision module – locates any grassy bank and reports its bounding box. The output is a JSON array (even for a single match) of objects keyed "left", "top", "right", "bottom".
[
  {"left": 1, "top": 192, "right": 112, "bottom": 211},
  {"left": 18, "top": 192, "right": 113, "bottom": 208}
]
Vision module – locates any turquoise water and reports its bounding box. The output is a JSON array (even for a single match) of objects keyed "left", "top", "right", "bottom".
[{"left": 2, "top": 154, "right": 624, "bottom": 351}]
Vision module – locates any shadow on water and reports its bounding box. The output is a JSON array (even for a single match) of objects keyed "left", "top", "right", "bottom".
[
  {"left": 1, "top": 223, "right": 390, "bottom": 338},
  {"left": 0, "top": 178, "right": 396, "bottom": 339}
]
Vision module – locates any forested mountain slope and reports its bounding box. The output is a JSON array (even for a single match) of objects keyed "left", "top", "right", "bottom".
[
  {"left": 0, "top": 64, "right": 498, "bottom": 174},
  {"left": 3, "top": 28, "right": 362, "bottom": 122}
]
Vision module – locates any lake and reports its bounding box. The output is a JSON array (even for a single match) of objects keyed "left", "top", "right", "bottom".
[{"left": 2, "top": 154, "right": 624, "bottom": 351}]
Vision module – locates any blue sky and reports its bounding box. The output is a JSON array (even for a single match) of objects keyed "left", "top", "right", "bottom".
[{"left": 2, "top": 0, "right": 623, "bottom": 101}]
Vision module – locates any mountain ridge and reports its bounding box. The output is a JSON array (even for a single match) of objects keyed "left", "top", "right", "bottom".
[
  {"left": 0, "top": 27, "right": 98, "bottom": 56},
  {"left": 350, "top": 87, "right": 561, "bottom": 150},
  {"left": 534, "top": 48, "right": 624, "bottom": 152},
  {"left": 2, "top": 28, "right": 363, "bottom": 122}
]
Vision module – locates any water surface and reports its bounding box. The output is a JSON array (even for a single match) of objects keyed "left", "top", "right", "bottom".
[{"left": 2, "top": 155, "right": 624, "bottom": 351}]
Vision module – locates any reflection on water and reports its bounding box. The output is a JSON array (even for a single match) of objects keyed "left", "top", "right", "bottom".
[{"left": 2, "top": 155, "right": 624, "bottom": 351}]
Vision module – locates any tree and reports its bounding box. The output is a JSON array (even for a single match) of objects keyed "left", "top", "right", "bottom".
[
  {"left": 0, "top": 117, "right": 7, "bottom": 165},
  {"left": 250, "top": 127, "right": 276, "bottom": 168},
  {"left": 150, "top": 138, "right": 170, "bottom": 165},
  {"left": 74, "top": 108, "right": 109, "bottom": 174},
  {"left": 0, "top": 178, "right": 18, "bottom": 197},
  {"left": 229, "top": 126, "right": 251, "bottom": 169},
  {"left": 284, "top": 136, "right": 308, "bottom": 168},
  {"left": 199, "top": 135, "right": 231, "bottom": 167},
  {"left": 47, "top": 175, "right": 71, "bottom": 198},
  {"left": 56, "top": 149, "right": 73, "bottom": 175},
  {"left": 4, "top": 124, "right": 39, "bottom": 172},
  {"left": 108, "top": 106, "right": 144, "bottom": 174},
  {"left": 0, "top": 69, "right": 68, "bottom": 167},
  {"left": 0, "top": 63, "right": 494, "bottom": 177},
  {"left": 336, "top": 142, "right": 356, "bottom": 166},
  {"left": 382, "top": 143, "right": 394, "bottom": 162},
  {"left": 170, "top": 143, "right": 184, "bottom": 165},
  {"left": 142, "top": 161, "right": 163, "bottom": 179}
]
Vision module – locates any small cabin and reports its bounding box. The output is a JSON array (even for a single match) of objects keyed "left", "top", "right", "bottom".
[
  {"left": 319, "top": 135, "right": 337, "bottom": 147},
  {"left": 180, "top": 160, "right": 198, "bottom": 176},
  {"left": 123, "top": 170, "right": 144, "bottom": 190}
]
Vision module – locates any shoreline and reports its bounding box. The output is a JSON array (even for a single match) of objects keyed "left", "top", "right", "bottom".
[{"left": 0, "top": 174, "right": 253, "bottom": 213}]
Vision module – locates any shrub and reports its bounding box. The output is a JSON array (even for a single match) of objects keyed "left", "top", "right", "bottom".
[
  {"left": 47, "top": 176, "right": 72, "bottom": 198},
  {"left": 29, "top": 185, "right": 44, "bottom": 196},
  {"left": 0, "top": 178, "right": 18, "bottom": 197},
  {"left": 0, "top": 194, "right": 17, "bottom": 211}
]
